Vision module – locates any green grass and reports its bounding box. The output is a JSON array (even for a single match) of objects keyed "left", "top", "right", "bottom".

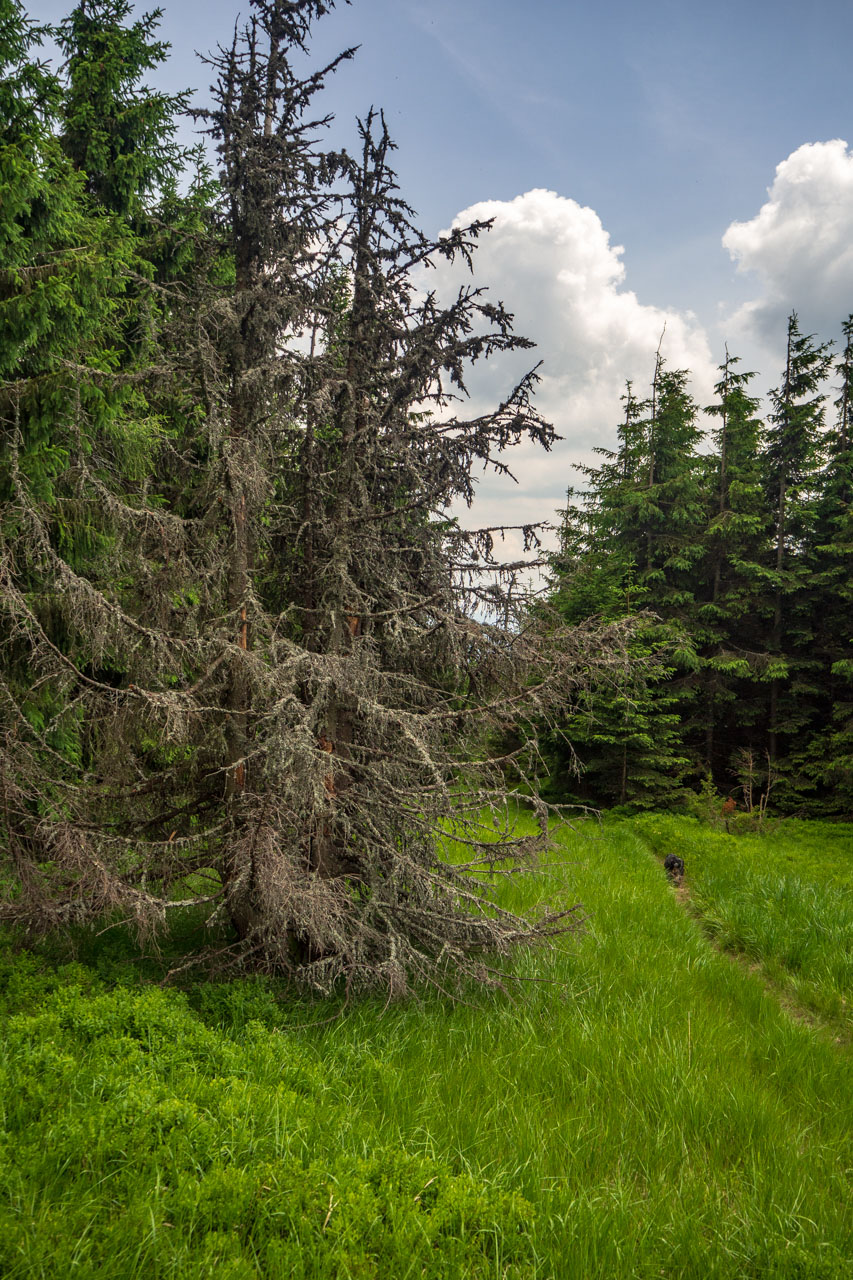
[
  {"left": 631, "top": 812, "right": 853, "bottom": 1039},
  {"left": 1, "top": 815, "right": 851, "bottom": 1278}
]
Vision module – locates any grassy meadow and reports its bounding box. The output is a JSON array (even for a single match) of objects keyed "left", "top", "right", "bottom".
[
  {"left": 1, "top": 813, "right": 851, "bottom": 1278},
  {"left": 632, "top": 813, "right": 853, "bottom": 1041}
]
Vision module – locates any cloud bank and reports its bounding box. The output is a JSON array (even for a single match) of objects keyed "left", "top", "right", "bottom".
[
  {"left": 429, "top": 189, "right": 715, "bottom": 537},
  {"left": 723, "top": 140, "right": 853, "bottom": 345}
]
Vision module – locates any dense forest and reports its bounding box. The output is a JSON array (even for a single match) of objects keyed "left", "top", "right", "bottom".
[
  {"left": 544, "top": 321, "right": 853, "bottom": 817},
  {"left": 1, "top": 0, "right": 851, "bottom": 996}
]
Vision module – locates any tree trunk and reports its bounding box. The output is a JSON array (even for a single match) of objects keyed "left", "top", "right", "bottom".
[
  {"left": 224, "top": 248, "right": 256, "bottom": 934},
  {"left": 769, "top": 475, "right": 786, "bottom": 762}
]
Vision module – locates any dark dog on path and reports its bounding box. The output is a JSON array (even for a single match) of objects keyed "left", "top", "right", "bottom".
[{"left": 664, "top": 853, "right": 685, "bottom": 885}]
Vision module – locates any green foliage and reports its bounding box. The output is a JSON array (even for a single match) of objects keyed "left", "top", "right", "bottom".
[
  {"left": 789, "top": 317, "right": 853, "bottom": 812},
  {"left": 544, "top": 315, "right": 853, "bottom": 816},
  {"left": 2, "top": 812, "right": 852, "bottom": 1277},
  {"left": 698, "top": 353, "right": 771, "bottom": 776},
  {"left": 0, "top": 0, "right": 202, "bottom": 827},
  {"left": 56, "top": 1, "right": 193, "bottom": 220},
  {"left": 0, "top": 0, "right": 128, "bottom": 477},
  {"left": 758, "top": 316, "right": 835, "bottom": 792},
  {"left": 0, "top": 974, "right": 535, "bottom": 1277},
  {"left": 544, "top": 363, "right": 707, "bottom": 806}
]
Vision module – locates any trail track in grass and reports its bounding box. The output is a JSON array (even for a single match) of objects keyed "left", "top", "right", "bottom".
[
  {"left": 674, "top": 873, "right": 838, "bottom": 1041},
  {"left": 666, "top": 854, "right": 840, "bottom": 1047},
  {"left": 0, "top": 812, "right": 851, "bottom": 1278},
  {"left": 630, "top": 812, "right": 853, "bottom": 1046}
]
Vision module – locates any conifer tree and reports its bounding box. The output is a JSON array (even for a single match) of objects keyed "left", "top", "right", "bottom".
[
  {"left": 1, "top": 0, "right": 632, "bottom": 991},
  {"left": 1, "top": 0, "right": 202, "bottom": 761},
  {"left": 542, "top": 373, "right": 693, "bottom": 808},
  {"left": 792, "top": 316, "right": 853, "bottom": 810},
  {"left": 0, "top": 0, "right": 153, "bottom": 718},
  {"left": 0, "top": 0, "right": 134, "bottom": 510},
  {"left": 762, "top": 313, "right": 833, "bottom": 767},
  {"left": 580, "top": 360, "right": 705, "bottom": 621},
  {"left": 55, "top": 1, "right": 192, "bottom": 222},
  {"left": 698, "top": 352, "right": 769, "bottom": 778},
  {"left": 544, "top": 496, "right": 686, "bottom": 808}
]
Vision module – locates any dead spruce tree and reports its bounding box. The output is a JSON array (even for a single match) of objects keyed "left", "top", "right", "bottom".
[{"left": 1, "top": 0, "right": 635, "bottom": 993}]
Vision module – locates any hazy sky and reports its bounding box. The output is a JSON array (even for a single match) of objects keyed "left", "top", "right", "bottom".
[{"left": 30, "top": 0, "right": 853, "bottom": 535}]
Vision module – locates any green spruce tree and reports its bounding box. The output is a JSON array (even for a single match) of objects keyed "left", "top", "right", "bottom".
[
  {"left": 55, "top": 1, "right": 192, "bottom": 221},
  {"left": 762, "top": 313, "right": 833, "bottom": 786},
  {"left": 542, "top": 369, "right": 694, "bottom": 808},
  {"left": 2, "top": 0, "right": 632, "bottom": 990},
  {"left": 697, "top": 351, "right": 770, "bottom": 782},
  {"left": 791, "top": 316, "right": 853, "bottom": 812}
]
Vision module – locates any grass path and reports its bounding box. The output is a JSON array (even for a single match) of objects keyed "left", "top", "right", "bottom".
[
  {"left": 630, "top": 813, "right": 853, "bottom": 1045},
  {"left": 1, "top": 814, "right": 851, "bottom": 1278},
  {"left": 677, "top": 876, "right": 833, "bottom": 1039},
  {"left": 632, "top": 833, "right": 834, "bottom": 1042}
]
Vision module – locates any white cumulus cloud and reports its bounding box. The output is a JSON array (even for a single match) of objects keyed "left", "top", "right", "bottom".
[
  {"left": 723, "top": 140, "right": 853, "bottom": 345},
  {"left": 427, "top": 189, "right": 716, "bottom": 542}
]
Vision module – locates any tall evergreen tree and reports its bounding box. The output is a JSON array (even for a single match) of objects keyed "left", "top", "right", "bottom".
[
  {"left": 55, "top": 1, "right": 192, "bottom": 222},
  {"left": 541, "top": 368, "right": 697, "bottom": 809},
  {"left": 1, "top": 0, "right": 632, "bottom": 991},
  {"left": 762, "top": 313, "right": 833, "bottom": 769},
  {"left": 1, "top": 0, "right": 202, "bottom": 766},
  {"left": 0, "top": 0, "right": 133, "bottom": 510},
  {"left": 697, "top": 352, "right": 769, "bottom": 780},
  {"left": 581, "top": 359, "right": 705, "bottom": 626},
  {"left": 544, "top": 495, "right": 686, "bottom": 808},
  {"left": 792, "top": 316, "right": 853, "bottom": 811}
]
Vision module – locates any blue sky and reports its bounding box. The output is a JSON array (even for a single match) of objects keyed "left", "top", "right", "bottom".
[{"left": 30, "top": 0, "right": 853, "bottom": 533}]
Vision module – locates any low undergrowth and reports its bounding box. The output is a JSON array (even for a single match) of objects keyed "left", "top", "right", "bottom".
[{"left": 1, "top": 814, "right": 851, "bottom": 1278}]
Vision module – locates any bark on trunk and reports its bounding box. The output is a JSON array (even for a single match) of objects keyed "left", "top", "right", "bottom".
[
  {"left": 224, "top": 249, "right": 256, "bottom": 935},
  {"left": 769, "top": 476, "right": 786, "bottom": 762}
]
